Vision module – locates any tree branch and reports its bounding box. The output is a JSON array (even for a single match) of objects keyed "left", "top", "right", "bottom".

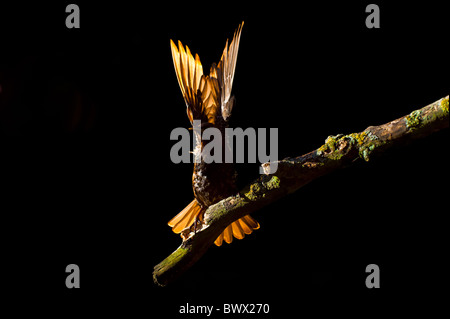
[{"left": 153, "top": 95, "right": 449, "bottom": 287}]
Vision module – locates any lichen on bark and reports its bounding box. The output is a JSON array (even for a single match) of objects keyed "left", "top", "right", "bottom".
[{"left": 153, "top": 95, "right": 449, "bottom": 287}]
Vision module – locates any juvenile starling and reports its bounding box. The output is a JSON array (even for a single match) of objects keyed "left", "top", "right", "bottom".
[{"left": 168, "top": 22, "right": 259, "bottom": 246}]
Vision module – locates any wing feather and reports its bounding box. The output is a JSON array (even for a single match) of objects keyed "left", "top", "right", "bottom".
[
  {"left": 216, "top": 22, "right": 244, "bottom": 121},
  {"left": 170, "top": 40, "right": 185, "bottom": 98},
  {"left": 170, "top": 39, "right": 218, "bottom": 124},
  {"left": 170, "top": 22, "right": 244, "bottom": 124}
]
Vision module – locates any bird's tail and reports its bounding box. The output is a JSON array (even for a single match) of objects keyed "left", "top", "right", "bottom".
[
  {"left": 168, "top": 199, "right": 203, "bottom": 235},
  {"left": 214, "top": 214, "right": 259, "bottom": 246},
  {"left": 168, "top": 199, "right": 259, "bottom": 246}
]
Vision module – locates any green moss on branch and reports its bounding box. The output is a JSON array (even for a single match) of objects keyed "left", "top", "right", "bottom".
[{"left": 154, "top": 95, "right": 449, "bottom": 287}]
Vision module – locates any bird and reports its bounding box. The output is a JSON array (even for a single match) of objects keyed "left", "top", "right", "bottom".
[{"left": 168, "top": 22, "right": 260, "bottom": 246}]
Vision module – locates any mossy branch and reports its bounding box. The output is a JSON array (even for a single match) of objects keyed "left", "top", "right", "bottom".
[{"left": 153, "top": 95, "right": 449, "bottom": 287}]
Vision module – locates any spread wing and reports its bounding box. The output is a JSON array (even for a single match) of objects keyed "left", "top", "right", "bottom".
[
  {"left": 170, "top": 40, "right": 219, "bottom": 125},
  {"left": 170, "top": 21, "right": 244, "bottom": 124},
  {"left": 213, "top": 21, "right": 244, "bottom": 121}
]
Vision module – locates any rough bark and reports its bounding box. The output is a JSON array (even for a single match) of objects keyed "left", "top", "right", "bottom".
[{"left": 153, "top": 95, "right": 449, "bottom": 287}]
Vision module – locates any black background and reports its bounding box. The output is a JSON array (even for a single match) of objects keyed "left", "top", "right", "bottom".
[{"left": 1, "top": 1, "right": 448, "bottom": 317}]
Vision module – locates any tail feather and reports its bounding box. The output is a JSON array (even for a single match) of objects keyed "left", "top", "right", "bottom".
[
  {"left": 215, "top": 232, "right": 224, "bottom": 246},
  {"left": 237, "top": 218, "right": 253, "bottom": 235},
  {"left": 232, "top": 221, "right": 245, "bottom": 240},
  {"left": 240, "top": 215, "right": 260, "bottom": 231},
  {"left": 169, "top": 200, "right": 259, "bottom": 246},
  {"left": 223, "top": 224, "right": 233, "bottom": 244},
  {"left": 214, "top": 215, "right": 260, "bottom": 246},
  {"left": 168, "top": 199, "right": 202, "bottom": 233}
]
